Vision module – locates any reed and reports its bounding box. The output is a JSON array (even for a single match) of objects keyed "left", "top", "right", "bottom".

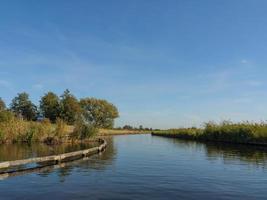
[
  {"left": 0, "top": 115, "right": 70, "bottom": 144},
  {"left": 152, "top": 121, "right": 267, "bottom": 145}
]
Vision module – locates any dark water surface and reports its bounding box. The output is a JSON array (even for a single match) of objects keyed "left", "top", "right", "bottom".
[{"left": 1, "top": 134, "right": 267, "bottom": 200}]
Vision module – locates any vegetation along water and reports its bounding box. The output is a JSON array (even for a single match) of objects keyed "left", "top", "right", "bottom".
[
  {"left": 0, "top": 89, "right": 119, "bottom": 144},
  {"left": 1, "top": 134, "right": 267, "bottom": 199},
  {"left": 152, "top": 121, "right": 267, "bottom": 145}
]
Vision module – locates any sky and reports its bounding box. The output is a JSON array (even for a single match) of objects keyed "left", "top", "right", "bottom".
[{"left": 1, "top": 0, "right": 267, "bottom": 129}]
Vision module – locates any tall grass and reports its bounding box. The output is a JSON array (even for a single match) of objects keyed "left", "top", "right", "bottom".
[
  {"left": 0, "top": 110, "right": 97, "bottom": 144},
  {"left": 70, "top": 119, "right": 97, "bottom": 140},
  {"left": 0, "top": 114, "right": 70, "bottom": 144},
  {"left": 153, "top": 121, "right": 267, "bottom": 144}
]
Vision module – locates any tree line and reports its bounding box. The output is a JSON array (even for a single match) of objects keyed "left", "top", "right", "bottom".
[
  {"left": 0, "top": 89, "right": 119, "bottom": 129},
  {"left": 116, "top": 125, "right": 154, "bottom": 131}
]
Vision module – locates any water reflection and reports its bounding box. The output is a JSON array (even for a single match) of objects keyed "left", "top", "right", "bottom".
[
  {"left": 162, "top": 137, "right": 267, "bottom": 168},
  {"left": 204, "top": 142, "right": 267, "bottom": 168},
  {"left": 0, "top": 137, "right": 117, "bottom": 180},
  {"left": 46, "top": 137, "right": 116, "bottom": 182},
  {"left": 0, "top": 142, "right": 99, "bottom": 162}
]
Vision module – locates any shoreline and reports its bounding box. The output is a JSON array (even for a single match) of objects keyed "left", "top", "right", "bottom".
[
  {"left": 0, "top": 138, "right": 107, "bottom": 173},
  {"left": 151, "top": 132, "right": 267, "bottom": 147},
  {"left": 98, "top": 129, "right": 151, "bottom": 136}
]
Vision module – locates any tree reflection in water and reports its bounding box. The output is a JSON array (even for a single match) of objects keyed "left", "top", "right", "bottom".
[
  {"left": 54, "top": 137, "right": 116, "bottom": 182},
  {"left": 0, "top": 137, "right": 116, "bottom": 180},
  {"left": 164, "top": 137, "right": 267, "bottom": 168}
]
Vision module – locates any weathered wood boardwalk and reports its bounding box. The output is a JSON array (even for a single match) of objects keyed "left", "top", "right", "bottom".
[{"left": 0, "top": 138, "right": 107, "bottom": 170}]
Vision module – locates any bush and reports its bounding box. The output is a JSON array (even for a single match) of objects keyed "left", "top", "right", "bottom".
[
  {"left": 53, "top": 118, "right": 67, "bottom": 139},
  {"left": 71, "top": 119, "right": 97, "bottom": 140},
  {"left": 0, "top": 111, "right": 14, "bottom": 122}
]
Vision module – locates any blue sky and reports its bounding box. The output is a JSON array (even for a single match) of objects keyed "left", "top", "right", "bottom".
[{"left": 1, "top": 0, "right": 267, "bottom": 128}]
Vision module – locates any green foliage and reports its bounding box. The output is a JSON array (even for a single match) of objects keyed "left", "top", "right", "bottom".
[
  {"left": 0, "top": 89, "right": 120, "bottom": 143},
  {"left": 54, "top": 118, "right": 67, "bottom": 139},
  {"left": 153, "top": 121, "right": 267, "bottom": 144},
  {"left": 0, "top": 110, "right": 14, "bottom": 122},
  {"left": 40, "top": 92, "right": 60, "bottom": 123},
  {"left": 0, "top": 118, "right": 54, "bottom": 143},
  {"left": 0, "top": 97, "right": 6, "bottom": 111},
  {"left": 80, "top": 98, "right": 119, "bottom": 129},
  {"left": 23, "top": 126, "right": 38, "bottom": 143},
  {"left": 10, "top": 92, "right": 37, "bottom": 121},
  {"left": 60, "top": 89, "right": 81, "bottom": 125},
  {"left": 0, "top": 130, "right": 4, "bottom": 143},
  {"left": 202, "top": 122, "right": 254, "bottom": 143},
  {"left": 123, "top": 125, "right": 133, "bottom": 130},
  {"left": 71, "top": 119, "right": 97, "bottom": 140}
]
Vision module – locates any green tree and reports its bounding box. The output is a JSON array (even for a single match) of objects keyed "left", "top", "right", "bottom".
[
  {"left": 123, "top": 125, "right": 133, "bottom": 130},
  {"left": 10, "top": 92, "right": 37, "bottom": 120},
  {"left": 80, "top": 98, "right": 119, "bottom": 128},
  {"left": 40, "top": 92, "right": 60, "bottom": 123},
  {"left": 60, "top": 89, "right": 81, "bottom": 124},
  {"left": 0, "top": 98, "right": 6, "bottom": 111}
]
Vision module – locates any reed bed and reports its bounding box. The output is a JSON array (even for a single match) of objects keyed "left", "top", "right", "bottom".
[
  {"left": 0, "top": 116, "right": 69, "bottom": 144},
  {"left": 153, "top": 121, "right": 267, "bottom": 145}
]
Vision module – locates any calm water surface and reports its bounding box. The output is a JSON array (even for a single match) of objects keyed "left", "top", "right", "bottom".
[{"left": 0, "top": 134, "right": 267, "bottom": 200}]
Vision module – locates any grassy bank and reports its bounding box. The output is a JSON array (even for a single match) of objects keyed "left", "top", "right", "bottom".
[
  {"left": 0, "top": 117, "right": 73, "bottom": 144},
  {"left": 152, "top": 122, "right": 267, "bottom": 145},
  {"left": 98, "top": 129, "right": 151, "bottom": 136}
]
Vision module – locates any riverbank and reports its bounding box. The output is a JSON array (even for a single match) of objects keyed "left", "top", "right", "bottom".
[
  {"left": 152, "top": 122, "right": 267, "bottom": 146},
  {"left": 97, "top": 128, "right": 151, "bottom": 136},
  {"left": 0, "top": 118, "right": 72, "bottom": 144},
  {"left": 0, "top": 118, "right": 150, "bottom": 144},
  {"left": 0, "top": 138, "right": 107, "bottom": 176}
]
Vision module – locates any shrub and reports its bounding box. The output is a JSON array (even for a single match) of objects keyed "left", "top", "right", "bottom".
[
  {"left": 0, "top": 111, "right": 14, "bottom": 122},
  {"left": 71, "top": 119, "right": 97, "bottom": 140},
  {"left": 53, "top": 118, "right": 67, "bottom": 139}
]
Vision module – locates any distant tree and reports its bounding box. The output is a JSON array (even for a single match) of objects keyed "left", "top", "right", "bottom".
[
  {"left": 80, "top": 98, "right": 119, "bottom": 129},
  {"left": 40, "top": 92, "right": 60, "bottom": 123},
  {"left": 10, "top": 92, "right": 37, "bottom": 120},
  {"left": 123, "top": 125, "right": 133, "bottom": 130},
  {"left": 60, "top": 89, "right": 81, "bottom": 124},
  {"left": 0, "top": 98, "right": 6, "bottom": 111},
  {"left": 139, "top": 125, "right": 143, "bottom": 130}
]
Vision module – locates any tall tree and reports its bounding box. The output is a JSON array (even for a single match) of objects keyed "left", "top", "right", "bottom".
[
  {"left": 0, "top": 97, "right": 6, "bottom": 111},
  {"left": 80, "top": 98, "right": 119, "bottom": 128},
  {"left": 40, "top": 92, "right": 60, "bottom": 122},
  {"left": 60, "top": 89, "right": 81, "bottom": 124},
  {"left": 10, "top": 92, "right": 37, "bottom": 120}
]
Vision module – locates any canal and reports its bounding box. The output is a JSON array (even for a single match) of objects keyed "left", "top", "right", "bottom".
[{"left": 1, "top": 134, "right": 267, "bottom": 199}]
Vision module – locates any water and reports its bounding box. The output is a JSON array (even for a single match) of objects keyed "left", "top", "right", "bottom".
[{"left": 0, "top": 134, "right": 267, "bottom": 199}]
